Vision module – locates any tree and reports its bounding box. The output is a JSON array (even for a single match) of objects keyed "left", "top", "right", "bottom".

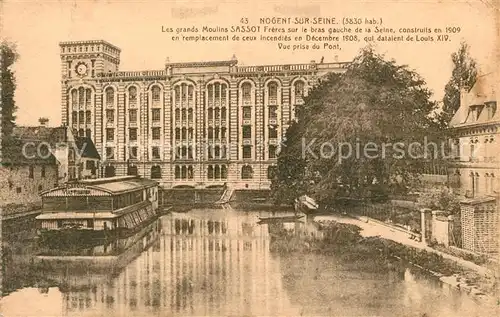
[
  {"left": 441, "top": 41, "right": 477, "bottom": 125},
  {"left": 1, "top": 41, "right": 19, "bottom": 151},
  {"left": 270, "top": 72, "right": 342, "bottom": 205},
  {"left": 272, "top": 47, "right": 442, "bottom": 205}
]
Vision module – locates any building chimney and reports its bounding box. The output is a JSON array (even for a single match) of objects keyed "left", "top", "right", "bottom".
[{"left": 39, "top": 117, "right": 49, "bottom": 127}]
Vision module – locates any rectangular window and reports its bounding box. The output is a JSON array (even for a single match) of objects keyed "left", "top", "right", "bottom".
[
  {"left": 269, "top": 106, "right": 278, "bottom": 119},
  {"left": 130, "top": 146, "right": 138, "bottom": 160},
  {"left": 152, "top": 108, "right": 161, "bottom": 122},
  {"left": 85, "top": 160, "right": 95, "bottom": 170},
  {"left": 269, "top": 145, "right": 277, "bottom": 159},
  {"left": 242, "top": 126, "right": 252, "bottom": 139},
  {"left": 152, "top": 127, "right": 161, "bottom": 140},
  {"left": 106, "top": 109, "right": 114, "bottom": 123},
  {"left": 106, "top": 147, "right": 114, "bottom": 160},
  {"left": 79, "top": 111, "right": 84, "bottom": 123},
  {"left": 129, "top": 128, "right": 138, "bottom": 141},
  {"left": 243, "top": 145, "right": 252, "bottom": 159},
  {"left": 72, "top": 111, "right": 78, "bottom": 123},
  {"left": 243, "top": 107, "right": 252, "bottom": 119},
  {"left": 269, "top": 127, "right": 278, "bottom": 139},
  {"left": 106, "top": 128, "right": 114, "bottom": 141},
  {"left": 152, "top": 147, "right": 160, "bottom": 159},
  {"left": 129, "top": 109, "right": 137, "bottom": 123},
  {"left": 86, "top": 110, "right": 91, "bottom": 122}
]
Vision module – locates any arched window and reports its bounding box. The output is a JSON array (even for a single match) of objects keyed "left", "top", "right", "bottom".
[
  {"left": 214, "top": 165, "right": 221, "bottom": 179},
  {"left": 221, "top": 165, "right": 228, "bottom": 179},
  {"left": 208, "top": 127, "right": 214, "bottom": 139},
  {"left": 128, "top": 165, "right": 138, "bottom": 176},
  {"left": 105, "top": 87, "right": 114, "bottom": 106},
  {"left": 85, "top": 89, "right": 92, "bottom": 106},
  {"left": 152, "top": 86, "right": 161, "bottom": 102},
  {"left": 268, "top": 82, "right": 278, "bottom": 101},
  {"left": 181, "top": 127, "right": 187, "bottom": 140},
  {"left": 71, "top": 89, "right": 78, "bottom": 108},
  {"left": 188, "top": 109, "right": 193, "bottom": 122},
  {"left": 128, "top": 86, "right": 137, "bottom": 104},
  {"left": 175, "top": 109, "right": 180, "bottom": 121},
  {"left": 215, "top": 108, "right": 220, "bottom": 120},
  {"left": 241, "top": 165, "right": 253, "bottom": 179},
  {"left": 175, "top": 86, "right": 180, "bottom": 103},
  {"left": 188, "top": 85, "right": 194, "bottom": 101},
  {"left": 78, "top": 87, "right": 85, "bottom": 106},
  {"left": 181, "top": 166, "right": 187, "bottom": 179},
  {"left": 104, "top": 166, "right": 115, "bottom": 177},
  {"left": 208, "top": 165, "right": 214, "bottom": 179},
  {"left": 151, "top": 166, "right": 162, "bottom": 179},
  {"left": 181, "top": 109, "right": 186, "bottom": 121},
  {"left": 294, "top": 80, "right": 305, "bottom": 98},
  {"left": 188, "top": 166, "right": 194, "bottom": 179},
  {"left": 85, "top": 110, "right": 91, "bottom": 122},
  {"left": 208, "top": 108, "right": 213, "bottom": 120},
  {"left": 242, "top": 83, "right": 251, "bottom": 101},
  {"left": 175, "top": 128, "right": 181, "bottom": 140},
  {"left": 221, "top": 107, "right": 226, "bottom": 120},
  {"left": 175, "top": 166, "right": 181, "bottom": 179},
  {"left": 267, "top": 165, "right": 278, "bottom": 179}
]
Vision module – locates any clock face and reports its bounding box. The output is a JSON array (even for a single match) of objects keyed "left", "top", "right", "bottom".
[{"left": 75, "top": 62, "right": 88, "bottom": 76}]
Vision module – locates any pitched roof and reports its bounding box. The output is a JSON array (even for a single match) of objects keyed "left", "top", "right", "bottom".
[
  {"left": 449, "top": 72, "right": 500, "bottom": 128},
  {"left": 75, "top": 136, "right": 101, "bottom": 160}
]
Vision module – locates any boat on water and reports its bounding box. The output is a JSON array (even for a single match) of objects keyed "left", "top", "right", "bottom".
[
  {"left": 36, "top": 175, "right": 159, "bottom": 244},
  {"left": 294, "top": 195, "right": 319, "bottom": 215},
  {"left": 257, "top": 215, "right": 304, "bottom": 223}
]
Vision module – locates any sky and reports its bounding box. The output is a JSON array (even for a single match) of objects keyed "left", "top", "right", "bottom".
[{"left": 0, "top": 0, "right": 497, "bottom": 127}]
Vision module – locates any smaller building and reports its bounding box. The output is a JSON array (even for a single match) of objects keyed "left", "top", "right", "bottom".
[
  {"left": 448, "top": 72, "right": 500, "bottom": 254},
  {"left": 0, "top": 119, "right": 101, "bottom": 212}
]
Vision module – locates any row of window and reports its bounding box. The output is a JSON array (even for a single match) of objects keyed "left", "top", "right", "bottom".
[
  {"left": 28, "top": 166, "right": 46, "bottom": 179},
  {"left": 104, "top": 143, "right": 278, "bottom": 161},
  {"left": 121, "top": 164, "right": 278, "bottom": 180},
  {"left": 468, "top": 172, "right": 497, "bottom": 197},
  {"left": 71, "top": 79, "right": 305, "bottom": 110},
  {"left": 105, "top": 126, "right": 276, "bottom": 142}
]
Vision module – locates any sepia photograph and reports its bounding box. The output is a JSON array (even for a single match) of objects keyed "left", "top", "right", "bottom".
[{"left": 0, "top": 0, "right": 499, "bottom": 316}]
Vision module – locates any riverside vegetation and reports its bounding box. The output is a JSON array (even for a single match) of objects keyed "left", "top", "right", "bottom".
[{"left": 269, "top": 220, "right": 498, "bottom": 299}]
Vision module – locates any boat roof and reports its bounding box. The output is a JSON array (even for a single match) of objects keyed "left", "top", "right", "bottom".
[
  {"left": 36, "top": 212, "right": 118, "bottom": 219},
  {"left": 41, "top": 176, "right": 158, "bottom": 197}
]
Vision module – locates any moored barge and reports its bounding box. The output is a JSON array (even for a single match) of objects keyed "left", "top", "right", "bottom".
[{"left": 36, "top": 175, "right": 159, "bottom": 243}]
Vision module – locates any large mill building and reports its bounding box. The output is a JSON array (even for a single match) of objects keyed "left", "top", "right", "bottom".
[{"left": 60, "top": 40, "right": 347, "bottom": 189}]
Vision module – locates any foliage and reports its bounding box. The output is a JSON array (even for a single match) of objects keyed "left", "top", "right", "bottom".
[
  {"left": 440, "top": 41, "right": 478, "bottom": 126},
  {"left": 419, "top": 187, "right": 461, "bottom": 215},
  {"left": 272, "top": 47, "right": 442, "bottom": 205},
  {"left": 1, "top": 41, "right": 19, "bottom": 151}
]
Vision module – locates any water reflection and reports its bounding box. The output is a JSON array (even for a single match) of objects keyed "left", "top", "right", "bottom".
[{"left": 0, "top": 209, "right": 495, "bottom": 317}]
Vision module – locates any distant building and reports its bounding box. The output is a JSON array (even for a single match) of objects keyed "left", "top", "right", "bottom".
[
  {"left": 0, "top": 119, "right": 101, "bottom": 209},
  {"left": 59, "top": 40, "right": 348, "bottom": 189},
  {"left": 448, "top": 72, "right": 499, "bottom": 254}
]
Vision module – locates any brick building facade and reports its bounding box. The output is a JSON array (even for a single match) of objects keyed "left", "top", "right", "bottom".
[{"left": 59, "top": 40, "right": 347, "bottom": 189}]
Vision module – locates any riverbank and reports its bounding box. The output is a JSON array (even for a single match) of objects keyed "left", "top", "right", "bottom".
[{"left": 269, "top": 218, "right": 499, "bottom": 307}]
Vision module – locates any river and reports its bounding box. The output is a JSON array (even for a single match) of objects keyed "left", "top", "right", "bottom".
[{"left": 0, "top": 208, "right": 494, "bottom": 316}]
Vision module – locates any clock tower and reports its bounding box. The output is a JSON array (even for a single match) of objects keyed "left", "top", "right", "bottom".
[
  {"left": 60, "top": 40, "right": 121, "bottom": 80},
  {"left": 59, "top": 40, "right": 121, "bottom": 126}
]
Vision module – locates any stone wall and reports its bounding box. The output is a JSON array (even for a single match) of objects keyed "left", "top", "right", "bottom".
[{"left": 0, "top": 165, "right": 58, "bottom": 208}]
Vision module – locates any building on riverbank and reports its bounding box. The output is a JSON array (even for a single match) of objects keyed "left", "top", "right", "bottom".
[
  {"left": 448, "top": 72, "right": 500, "bottom": 254},
  {"left": 0, "top": 119, "right": 100, "bottom": 215},
  {"left": 58, "top": 40, "right": 348, "bottom": 189}
]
